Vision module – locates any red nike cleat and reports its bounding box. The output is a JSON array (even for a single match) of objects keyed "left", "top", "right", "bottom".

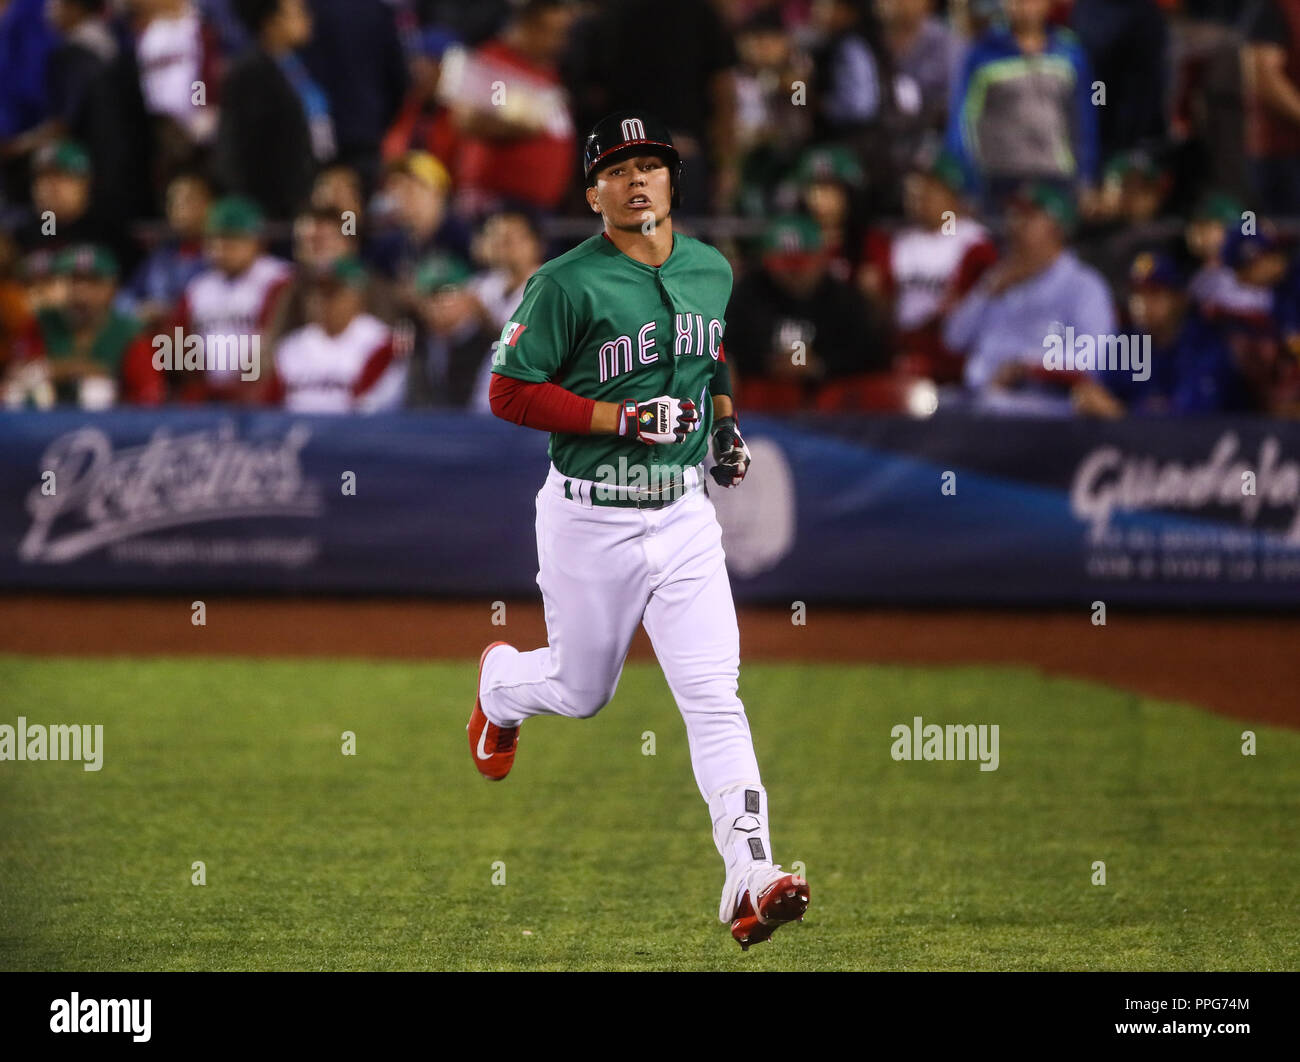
[
  {"left": 731, "top": 873, "right": 810, "bottom": 951},
  {"left": 467, "top": 641, "right": 518, "bottom": 780}
]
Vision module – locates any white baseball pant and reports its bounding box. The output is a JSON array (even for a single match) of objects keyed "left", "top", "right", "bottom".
[{"left": 478, "top": 461, "right": 776, "bottom": 919}]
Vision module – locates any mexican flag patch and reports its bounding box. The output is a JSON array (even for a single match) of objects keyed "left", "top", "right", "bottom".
[{"left": 500, "top": 321, "right": 527, "bottom": 347}]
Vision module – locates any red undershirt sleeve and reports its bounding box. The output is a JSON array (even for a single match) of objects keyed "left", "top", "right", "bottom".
[{"left": 489, "top": 373, "right": 596, "bottom": 435}]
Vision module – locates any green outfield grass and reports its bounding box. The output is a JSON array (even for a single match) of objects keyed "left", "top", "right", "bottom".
[{"left": 0, "top": 653, "right": 1296, "bottom": 971}]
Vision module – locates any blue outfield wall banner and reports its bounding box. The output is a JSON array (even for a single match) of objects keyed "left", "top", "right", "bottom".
[{"left": 1, "top": 409, "right": 1299, "bottom": 606}]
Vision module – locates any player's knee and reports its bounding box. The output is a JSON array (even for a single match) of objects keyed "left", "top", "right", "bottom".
[
  {"left": 674, "top": 673, "right": 741, "bottom": 714},
  {"left": 564, "top": 680, "right": 616, "bottom": 719}
]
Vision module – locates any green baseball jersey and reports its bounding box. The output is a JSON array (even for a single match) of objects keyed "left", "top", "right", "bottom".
[
  {"left": 36, "top": 307, "right": 140, "bottom": 404},
  {"left": 492, "top": 231, "right": 733, "bottom": 483}
]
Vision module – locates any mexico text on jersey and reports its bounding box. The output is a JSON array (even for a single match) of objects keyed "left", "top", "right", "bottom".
[{"left": 492, "top": 232, "right": 733, "bottom": 483}]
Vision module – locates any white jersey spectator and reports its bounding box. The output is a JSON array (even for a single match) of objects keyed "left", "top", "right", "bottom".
[{"left": 274, "top": 313, "right": 402, "bottom": 412}]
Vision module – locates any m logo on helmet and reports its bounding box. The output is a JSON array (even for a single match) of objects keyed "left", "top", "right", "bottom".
[{"left": 621, "top": 117, "right": 646, "bottom": 142}]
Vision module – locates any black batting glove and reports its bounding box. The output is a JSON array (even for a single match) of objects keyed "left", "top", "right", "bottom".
[{"left": 708, "top": 416, "right": 752, "bottom": 487}]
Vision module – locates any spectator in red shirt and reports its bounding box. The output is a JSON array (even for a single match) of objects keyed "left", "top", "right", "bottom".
[
  {"left": 439, "top": 0, "right": 579, "bottom": 218},
  {"left": 860, "top": 151, "right": 996, "bottom": 383}
]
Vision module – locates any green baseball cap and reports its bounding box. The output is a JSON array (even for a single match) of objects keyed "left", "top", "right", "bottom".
[
  {"left": 796, "top": 145, "right": 864, "bottom": 189},
  {"left": 206, "top": 196, "right": 264, "bottom": 236},
  {"left": 1104, "top": 149, "right": 1165, "bottom": 183},
  {"left": 316, "top": 256, "right": 369, "bottom": 290},
  {"left": 761, "top": 214, "right": 823, "bottom": 256},
  {"left": 34, "top": 140, "right": 91, "bottom": 177},
  {"left": 414, "top": 254, "right": 471, "bottom": 295},
  {"left": 1010, "top": 181, "right": 1078, "bottom": 231},
  {"left": 54, "top": 244, "right": 119, "bottom": 280},
  {"left": 1192, "top": 192, "right": 1243, "bottom": 227},
  {"left": 921, "top": 149, "right": 966, "bottom": 194}
]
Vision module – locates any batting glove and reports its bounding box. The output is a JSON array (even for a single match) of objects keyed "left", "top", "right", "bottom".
[
  {"left": 619, "top": 395, "right": 699, "bottom": 445},
  {"left": 709, "top": 416, "right": 752, "bottom": 487}
]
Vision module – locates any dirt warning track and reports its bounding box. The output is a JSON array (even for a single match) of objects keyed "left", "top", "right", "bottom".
[{"left": 1, "top": 595, "right": 1295, "bottom": 730}]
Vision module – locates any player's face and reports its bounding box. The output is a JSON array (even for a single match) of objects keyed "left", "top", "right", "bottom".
[{"left": 588, "top": 155, "right": 674, "bottom": 232}]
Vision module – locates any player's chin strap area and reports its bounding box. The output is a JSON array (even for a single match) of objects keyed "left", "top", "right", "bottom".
[{"left": 708, "top": 781, "right": 776, "bottom": 923}]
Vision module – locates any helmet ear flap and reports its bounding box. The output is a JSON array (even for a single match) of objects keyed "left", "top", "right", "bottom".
[{"left": 671, "top": 159, "right": 684, "bottom": 208}]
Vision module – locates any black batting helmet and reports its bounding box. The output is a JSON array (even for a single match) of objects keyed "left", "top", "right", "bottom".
[{"left": 583, "top": 110, "right": 682, "bottom": 208}]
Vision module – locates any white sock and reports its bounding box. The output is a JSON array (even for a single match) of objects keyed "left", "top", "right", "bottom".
[{"left": 708, "top": 781, "right": 776, "bottom": 923}]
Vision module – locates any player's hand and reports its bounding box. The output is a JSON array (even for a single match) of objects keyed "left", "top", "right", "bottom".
[
  {"left": 708, "top": 416, "right": 752, "bottom": 487},
  {"left": 619, "top": 395, "right": 699, "bottom": 444}
]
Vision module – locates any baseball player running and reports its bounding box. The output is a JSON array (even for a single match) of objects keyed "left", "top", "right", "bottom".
[{"left": 467, "top": 111, "right": 809, "bottom": 950}]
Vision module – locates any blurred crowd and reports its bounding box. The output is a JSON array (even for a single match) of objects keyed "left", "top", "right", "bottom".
[{"left": 2, "top": 0, "right": 1300, "bottom": 417}]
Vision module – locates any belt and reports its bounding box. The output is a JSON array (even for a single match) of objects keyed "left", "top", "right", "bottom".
[{"left": 551, "top": 463, "right": 705, "bottom": 509}]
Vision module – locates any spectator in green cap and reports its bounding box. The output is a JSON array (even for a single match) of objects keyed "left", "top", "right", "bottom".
[
  {"left": 171, "top": 195, "right": 293, "bottom": 404},
  {"left": 275, "top": 203, "right": 399, "bottom": 342},
  {"left": 1098, "top": 149, "right": 1174, "bottom": 227},
  {"left": 13, "top": 140, "right": 121, "bottom": 262},
  {"left": 408, "top": 253, "right": 498, "bottom": 408},
  {"left": 724, "top": 214, "right": 886, "bottom": 409},
  {"left": 201, "top": 196, "right": 276, "bottom": 282},
  {"left": 943, "top": 180, "right": 1117, "bottom": 416},
  {"left": 271, "top": 256, "right": 404, "bottom": 413},
  {"left": 3, "top": 243, "right": 165, "bottom": 409},
  {"left": 795, "top": 145, "right": 868, "bottom": 285},
  {"left": 1186, "top": 193, "right": 1247, "bottom": 319},
  {"left": 1076, "top": 150, "right": 1179, "bottom": 293},
  {"left": 859, "top": 149, "right": 996, "bottom": 384}
]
